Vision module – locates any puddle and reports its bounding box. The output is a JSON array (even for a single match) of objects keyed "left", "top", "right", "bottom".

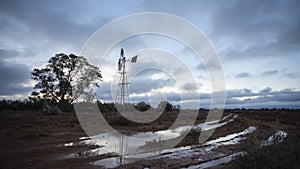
[
  {"left": 203, "top": 126, "right": 256, "bottom": 145},
  {"left": 65, "top": 114, "right": 236, "bottom": 155},
  {"left": 155, "top": 126, "right": 255, "bottom": 159},
  {"left": 184, "top": 129, "right": 288, "bottom": 169},
  {"left": 90, "top": 125, "right": 255, "bottom": 168},
  {"left": 64, "top": 114, "right": 239, "bottom": 168},
  {"left": 193, "top": 114, "right": 237, "bottom": 131},
  {"left": 80, "top": 127, "right": 190, "bottom": 156},
  {"left": 182, "top": 152, "right": 245, "bottom": 169},
  {"left": 91, "top": 156, "right": 141, "bottom": 168},
  {"left": 261, "top": 130, "right": 288, "bottom": 146},
  {"left": 64, "top": 142, "right": 74, "bottom": 147}
]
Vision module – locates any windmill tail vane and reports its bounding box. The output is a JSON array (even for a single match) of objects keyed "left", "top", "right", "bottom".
[{"left": 130, "top": 55, "right": 138, "bottom": 63}]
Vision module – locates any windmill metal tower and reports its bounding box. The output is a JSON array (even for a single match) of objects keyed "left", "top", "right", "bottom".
[{"left": 116, "top": 48, "right": 138, "bottom": 105}]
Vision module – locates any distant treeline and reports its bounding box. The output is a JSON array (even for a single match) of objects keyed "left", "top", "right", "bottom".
[
  {"left": 0, "top": 99, "right": 175, "bottom": 113},
  {"left": 0, "top": 99, "right": 41, "bottom": 111},
  {"left": 1, "top": 99, "right": 294, "bottom": 112}
]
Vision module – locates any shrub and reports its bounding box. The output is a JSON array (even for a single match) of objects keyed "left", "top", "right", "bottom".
[
  {"left": 134, "top": 101, "right": 151, "bottom": 112},
  {"left": 232, "top": 136, "right": 300, "bottom": 169},
  {"left": 42, "top": 102, "right": 61, "bottom": 115}
]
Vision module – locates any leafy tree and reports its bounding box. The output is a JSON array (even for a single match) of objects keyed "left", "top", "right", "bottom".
[
  {"left": 134, "top": 101, "right": 151, "bottom": 112},
  {"left": 158, "top": 101, "right": 173, "bottom": 112},
  {"left": 30, "top": 53, "right": 102, "bottom": 108}
]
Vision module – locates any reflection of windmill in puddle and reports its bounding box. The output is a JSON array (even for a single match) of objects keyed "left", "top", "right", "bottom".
[
  {"left": 114, "top": 48, "right": 138, "bottom": 165},
  {"left": 113, "top": 133, "right": 129, "bottom": 166},
  {"left": 113, "top": 133, "right": 162, "bottom": 166}
]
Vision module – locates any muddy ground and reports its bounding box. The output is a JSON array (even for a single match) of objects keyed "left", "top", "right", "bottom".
[{"left": 0, "top": 109, "right": 299, "bottom": 169}]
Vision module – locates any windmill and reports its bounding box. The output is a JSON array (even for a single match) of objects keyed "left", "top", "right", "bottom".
[
  {"left": 116, "top": 48, "right": 138, "bottom": 105},
  {"left": 114, "top": 48, "right": 137, "bottom": 165}
]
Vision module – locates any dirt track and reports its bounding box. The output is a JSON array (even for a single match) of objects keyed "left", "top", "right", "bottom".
[{"left": 0, "top": 109, "right": 299, "bottom": 169}]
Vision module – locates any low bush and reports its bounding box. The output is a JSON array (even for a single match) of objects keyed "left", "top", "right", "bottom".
[{"left": 232, "top": 136, "right": 300, "bottom": 169}]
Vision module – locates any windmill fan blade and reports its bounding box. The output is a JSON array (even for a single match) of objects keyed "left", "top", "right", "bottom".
[{"left": 120, "top": 48, "right": 124, "bottom": 57}]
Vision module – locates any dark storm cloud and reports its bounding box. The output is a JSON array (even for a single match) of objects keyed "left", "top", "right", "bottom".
[
  {"left": 182, "top": 82, "right": 199, "bottom": 91},
  {"left": 0, "top": 59, "right": 32, "bottom": 95},
  {"left": 259, "top": 87, "right": 272, "bottom": 94},
  {"left": 96, "top": 82, "right": 300, "bottom": 108},
  {"left": 95, "top": 82, "right": 115, "bottom": 101},
  {"left": 95, "top": 76, "right": 200, "bottom": 103},
  {"left": 129, "top": 87, "right": 300, "bottom": 108},
  {"left": 235, "top": 69, "right": 297, "bottom": 79},
  {"left": 226, "top": 88, "right": 254, "bottom": 98},
  {"left": 0, "top": 49, "right": 19, "bottom": 58},
  {"left": 235, "top": 72, "right": 251, "bottom": 79},
  {"left": 280, "top": 70, "right": 300, "bottom": 79},
  {"left": 129, "top": 78, "right": 174, "bottom": 94},
  {"left": 225, "top": 87, "right": 300, "bottom": 108},
  {"left": 261, "top": 70, "right": 279, "bottom": 76},
  {"left": 96, "top": 74, "right": 175, "bottom": 101},
  {"left": 128, "top": 92, "right": 182, "bottom": 103},
  {"left": 0, "top": 0, "right": 112, "bottom": 56},
  {"left": 138, "top": 0, "right": 300, "bottom": 61},
  {"left": 0, "top": 0, "right": 117, "bottom": 97},
  {"left": 210, "top": 0, "right": 300, "bottom": 60}
]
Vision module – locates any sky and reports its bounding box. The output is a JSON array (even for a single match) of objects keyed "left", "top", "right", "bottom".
[{"left": 0, "top": 0, "right": 300, "bottom": 109}]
